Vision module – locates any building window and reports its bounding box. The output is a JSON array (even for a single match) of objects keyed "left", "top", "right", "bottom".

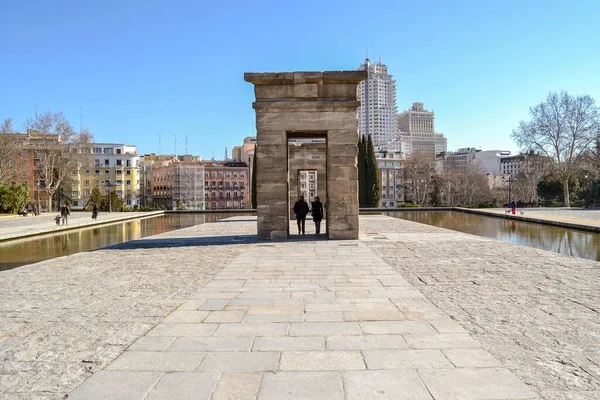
[
  {"left": 84, "top": 189, "right": 90, "bottom": 196},
  {"left": 84, "top": 180, "right": 90, "bottom": 185},
  {"left": 116, "top": 148, "right": 122, "bottom": 154},
  {"left": 104, "top": 159, "right": 109, "bottom": 166},
  {"left": 126, "top": 170, "right": 131, "bottom": 175},
  {"left": 104, "top": 170, "right": 110, "bottom": 175},
  {"left": 126, "top": 180, "right": 131, "bottom": 185},
  {"left": 116, "top": 170, "right": 122, "bottom": 175},
  {"left": 94, "top": 160, "right": 100, "bottom": 167},
  {"left": 116, "top": 160, "right": 122, "bottom": 166},
  {"left": 94, "top": 148, "right": 102, "bottom": 154}
]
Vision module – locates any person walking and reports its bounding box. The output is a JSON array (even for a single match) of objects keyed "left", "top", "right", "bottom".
[
  {"left": 92, "top": 203, "right": 99, "bottom": 220},
  {"left": 311, "top": 196, "right": 324, "bottom": 235},
  {"left": 60, "top": 205, "right": 70, "bottom": 226},
  {"left": 293, "top": 194, "right": 309, "bottom": 235},
  {"left": 510, "top": 199, "right": 516, "bottom": 215}
]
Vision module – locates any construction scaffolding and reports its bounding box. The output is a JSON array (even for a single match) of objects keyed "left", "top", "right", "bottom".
[{"left": 172, "top": 163, "right": 205, "bottom": 210}]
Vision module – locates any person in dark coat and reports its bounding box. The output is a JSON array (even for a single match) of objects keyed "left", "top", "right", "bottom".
[
  {"left": 311, "top": 196, "right": 324, "bottom": 235},
  {"left": 293, "top": 194, "right": 309, "bottom": 235},
  {"left": 92, "top": 203, "right": 99, "bottom": 220},
  {"left": 510, "top": 199, "right": 516, "bottom": 215},
  {"left": 60, "top": 205, "right": 70, "bottom": 225}
]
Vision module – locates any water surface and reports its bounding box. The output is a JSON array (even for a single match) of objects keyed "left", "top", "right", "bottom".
[
  {"left": 0, "top": 214, "right": 245, "bottom": 271},
  {"left": 386, "top": 211, "right": 600, "bottom": 262}
]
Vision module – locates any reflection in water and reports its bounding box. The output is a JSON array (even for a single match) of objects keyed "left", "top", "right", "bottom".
[
  {"left": 0, "top": 213, "right": 247, "bottom": 271},
  {"left": 386, "top": 211, "right": 600, "bottom": 262}
]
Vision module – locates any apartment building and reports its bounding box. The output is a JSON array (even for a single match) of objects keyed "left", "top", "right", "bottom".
[
  {"left": 298, "top": 170, "right": 317, "bottom": 204},
  {"left": 500, "top": 151, "right": 547, "bottom": 180},
  {"left": 152, "top": 160, "right": 205, "bottom": 210},
  {"left": 73, "top": 143, "right": 140, "bottom": 208},
  {"left": 203, "top": 161, "right": 249, "bottom": 209},
  {"left": 376, "top": 150, "right": 404, "bottom": 207}
]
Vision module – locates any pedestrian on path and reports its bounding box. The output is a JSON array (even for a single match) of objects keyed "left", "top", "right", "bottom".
[
  {"left": 60, "top": 205, "right": 70, "bottom": 225},
  {"left": 293, "top": 194, "right": 309, "bottom": 235},
  {"left": 311, "top": 195, "right": 324, "bottom": 235},
  {"left": 92, "top": 203, "right": 99, "bottom": 220},
  {"left": 511, "top": 199, "right": 516, "bottom": 215}
]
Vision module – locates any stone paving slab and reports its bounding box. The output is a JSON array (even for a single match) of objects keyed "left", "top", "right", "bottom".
[
  {"left": 363, "top": 215, "right": 600, "bottom": 399},
  {"left": 0, "top": 218, "right": 257, "bottom": 399},
  {"left": 470, "top": 207, "right": 600, "bottom": 230},
  {"left": 7, "top": 214, "right": 599, "bottom": 398},
  {"left": 68, "top": 225, "right": 536, "bottom": 400}
]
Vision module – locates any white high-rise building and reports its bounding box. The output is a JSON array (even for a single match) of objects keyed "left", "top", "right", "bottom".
[{"left": 358, "top": 56, "right": 398, "bottom": 148}]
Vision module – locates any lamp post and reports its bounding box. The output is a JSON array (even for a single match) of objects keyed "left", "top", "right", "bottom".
[
  {"left": 502, "top": 175, "right": 515, "bottom": 205},
  {"left": 36, "top": 179, "right": 41, "bottom": 214},
  {"left": 584, "top": 174, "right": 589, "bottom": 207}
]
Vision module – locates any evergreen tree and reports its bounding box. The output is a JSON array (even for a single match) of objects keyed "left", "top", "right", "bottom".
[
  {"left": 90, "top": 187, "right": 102, "bottom": 209},
  {"left": 366, "top": 135, "right": 381, "bottom": 207},
  {"left": 251, "top": 145, "right": 257, "bottom": 209},
  {"left": 357, "top": 135, "right": 367, "bottom": 207}
]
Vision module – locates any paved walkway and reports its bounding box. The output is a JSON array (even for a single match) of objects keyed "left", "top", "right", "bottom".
[
  {"left": 0, "top": 211, "right": 163, "bottom": 241},
  {"left": 3, "top": 215, "right": 600, "bottom": 398},
  {"left": 69, "top": 220, "right": 534, "bottom": 400},
  {"left": 471, "top": 207, "right": 600, "bottom": 230}
]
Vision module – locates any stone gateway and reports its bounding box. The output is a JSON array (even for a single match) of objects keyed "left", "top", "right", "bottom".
[{"left": 245, "top": 71, "right": 367, "bottom": 240}]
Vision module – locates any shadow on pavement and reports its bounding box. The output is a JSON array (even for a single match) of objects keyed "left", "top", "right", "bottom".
[{"left": 100, "top": 235, "right": 258, "bottom": 249}]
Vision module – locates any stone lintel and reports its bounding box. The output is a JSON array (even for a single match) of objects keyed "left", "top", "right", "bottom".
[
  {"left": 245, "top": 71, "right": 367, "bottom": 86},
  {"left": 252, "top": 100, "right": 361, "bottom": 112}
]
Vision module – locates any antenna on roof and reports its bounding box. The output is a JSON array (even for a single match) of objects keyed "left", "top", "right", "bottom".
[
  {"left": 225, "top": 147, "right": 228, "bottom": 160},
  {"left": 185, "top": 133, "right": 188, "bottom": 155},
  {"left": 174, "top": 134, "right": 177, "bottom": 157}
]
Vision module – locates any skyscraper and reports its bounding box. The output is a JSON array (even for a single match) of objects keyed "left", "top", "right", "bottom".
[
  {"left": 398, "top": 102, "right": 447, "bottom": 157},
  {"left": 358, "top": 56, "right": 398, "bottom": 148}
]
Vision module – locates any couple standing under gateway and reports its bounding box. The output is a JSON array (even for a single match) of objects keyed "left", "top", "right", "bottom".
[{"left": 293, "top": 195, "right": 324, "bottom": 235}]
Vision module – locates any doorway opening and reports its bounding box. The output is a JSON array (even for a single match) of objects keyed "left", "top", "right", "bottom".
[{"left": 287, "top": 133, "right": 327, "bottom": 238}]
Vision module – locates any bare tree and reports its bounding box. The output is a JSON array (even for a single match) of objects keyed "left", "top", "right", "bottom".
[
  {"left": 403, "top": 151, "right": 436, "bottom": 205},
  {"left": 24, "top": 111, "right": 93, "bottom": 210},
  {"left": 512, "top": 92, "right": 600, "bottom": 206},
  {"left": 0, "top": 118, "right": 20, "bottom": 184}
]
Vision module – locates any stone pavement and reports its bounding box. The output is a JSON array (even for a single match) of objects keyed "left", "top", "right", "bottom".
[
  {"left": 4, "top": 215, "right": 600, "bottom": 399},
  {"left": 69, "top": 219, "right": 535, "bottom": 399},
  {"left": 362, "top": 216, "right": 600, "bottom": 400},
  {"left": 0, "top": 211, "right": 163, "bottom": 241},
  {"left": 471, "top": 207, "right": 600, "bottom": 230},
  {"left": 0, "top": 218, "right": 257, "bottom": 399}
]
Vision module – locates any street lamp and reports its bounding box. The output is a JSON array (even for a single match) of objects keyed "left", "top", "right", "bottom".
[
  {"left": 36, "top": 179, "right": 41, "bottom": 214},
  {"left": 502, "top": 175, "right": 516, "bottom": 206},
  {"left": 584, "top": 174, "right": 589, "bottom": 207}
]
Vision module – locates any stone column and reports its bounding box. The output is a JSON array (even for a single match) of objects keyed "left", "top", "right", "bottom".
[{"left": 245, "top": 71, "right": 367, "bottom": 240}]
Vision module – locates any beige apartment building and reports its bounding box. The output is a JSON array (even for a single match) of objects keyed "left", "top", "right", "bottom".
[
  {"left": 398, "top": 102, "right": 447, "bottom": 157},
  {"left": 72, "top": 143, "right": 140, "bottom": 209}
]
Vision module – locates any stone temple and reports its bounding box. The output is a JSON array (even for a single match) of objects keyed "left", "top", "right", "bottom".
[{"left": 245, "top": 71, "right": 367, "bottom": 240}]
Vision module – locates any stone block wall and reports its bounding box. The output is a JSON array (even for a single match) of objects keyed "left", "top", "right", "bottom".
[{"left": 245, "top": 71, "right": 367, "bottom": 240}]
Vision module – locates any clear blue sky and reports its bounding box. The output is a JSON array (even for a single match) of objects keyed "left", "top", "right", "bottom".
[{"left": 2, "top": 0, "right": 599, "bottom": 159}]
